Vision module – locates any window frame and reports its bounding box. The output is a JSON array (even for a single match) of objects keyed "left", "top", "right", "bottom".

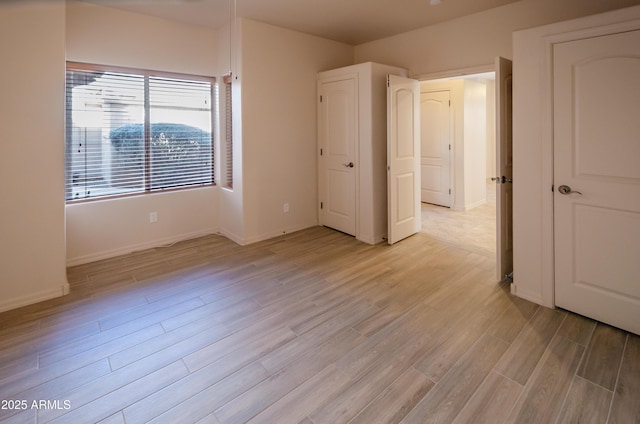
[{"left": 65, "top": 61, "right": 217, "bottom": 203}]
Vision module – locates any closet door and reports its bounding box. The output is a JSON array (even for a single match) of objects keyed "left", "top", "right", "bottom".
[{"left": 318, "top": 77, "right": 357, "bottom": 236}]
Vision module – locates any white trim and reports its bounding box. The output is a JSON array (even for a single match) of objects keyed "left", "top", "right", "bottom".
[
  {"left": 452, "top": 199, "right": 488, "bottom": 212},
  {"left": 66, "top": 229, "right": 218, "bottom": 266},
  {"left": 357, "top": 232, "right": 386, "bottom": 245},
  {"left": 241, "top": 223, "right": 317, "bottom": 246},
  {"left": 218, "top": 227, "right": 245, "bottom": 245},
  {"left": 0, "top": 284, "right": 70, "bottom": 314},
  {"left": 509, "top": 283, "right": 545, "bottom": 307},
  {"left": 412, "top": 63, "right": 495, "bottom": 82}
]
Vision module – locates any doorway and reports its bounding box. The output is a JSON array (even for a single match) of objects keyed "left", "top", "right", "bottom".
[{"left": 419, "top": 71, "right": 498, "bottom": 258}]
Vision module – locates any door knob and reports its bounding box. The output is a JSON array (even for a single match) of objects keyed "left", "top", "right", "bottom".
[
  {"left": 491, "top": 176, "right": 512, "bottom": 183},
  {"left": 343, "top": 162, "right": 354, "bottom": 168},
  {"left": 558, "top": 185, "right": 582, "bottom": 195}
]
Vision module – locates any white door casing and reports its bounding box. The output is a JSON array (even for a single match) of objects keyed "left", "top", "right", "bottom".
[
  {"left": 554, "top": 30, "right": 640, "bottom": 335},
  {"left": 387, "top": 74, "right": 421, "bottom": 245},
  {"left": 318, "top": 77, "right": 357, "bottom": 236},
  {"left": 420, "top": 90, "right": 451, "bottom": 207},
  {"left": 496, "top": 57, "right": 514, "bottom": 282}
]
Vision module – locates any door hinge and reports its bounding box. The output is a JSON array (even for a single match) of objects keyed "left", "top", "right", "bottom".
[
  {"left": 449, "top": 188, "right": 451, "bottom": 194},
  {"left": 449, "top": 144, "right": 451, "bottom": 150},
  {"left": 319, "top": 95, "right": 323, "bottom": 103},
  {"left": 387, "top": 76, "right": 390, "bottom": 87},
  {"left": 551, "top": 185, "right": 554, "bottom": 192},
  {"left": 320, "top": 202, "right": 324, "bottom": 209},
  {"left": 320, "top": 148, "right": 323, "bottom": 156},
  {"left": 449, "top": 100, "right": 451, "bottom": 107}
]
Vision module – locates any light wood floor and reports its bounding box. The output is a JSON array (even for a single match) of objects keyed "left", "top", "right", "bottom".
[{"left": 1, "top": 218, "right": 638, "bottom": 422}]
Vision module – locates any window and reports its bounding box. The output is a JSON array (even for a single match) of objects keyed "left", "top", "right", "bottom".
[{"left": 65, "top": 62, "right": 215, "bottom": 201}]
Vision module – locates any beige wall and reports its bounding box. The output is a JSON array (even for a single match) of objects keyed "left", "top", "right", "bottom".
[
  {"left": 463, "top": 80, "right": 487, "bottom": 209},
  {"left": 237, "top": 19, "right": 353, "bottom": 244},
  {"left": 485, "top": 79, "right": 496, "bottom": 180},
  {"left": 0, "top": 2, "right": 68, "bottom": 312},
  {"left": 65, "top": 2, "right": 219, "bottom": 265},
  {"left": 66, "top": 1, "right": 217, "bottom": 75},
  {"left": 354, "top": 0, "right": 640, "bottom": 77}
]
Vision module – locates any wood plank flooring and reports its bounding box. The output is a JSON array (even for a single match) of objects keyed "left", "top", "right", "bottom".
[{"left": 1, "top": 212, "right": 639, "bottom": 422}]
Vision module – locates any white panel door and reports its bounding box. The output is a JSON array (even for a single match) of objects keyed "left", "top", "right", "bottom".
[
  {"left": 318, "top": 77, "right": 357, "bottom": 236},
  {"left": 420, "top": 90, "right": 451, "bottom": 207},
  {"left": 387, "top": 75, "right": 420, "bottom": 245},
  {"left": 554, "top": 30, "right": 640, "bottom": 335},
  {"left": 496, "top": 57, "right": 513, "bottom": 282}
]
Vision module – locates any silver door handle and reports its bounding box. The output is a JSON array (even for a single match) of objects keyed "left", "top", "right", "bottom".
[
  {"left": 558, "top": 185, "right": 582, "bottom": 195},
  {"left": 343, "top": 162, "right": 354, "bottom": 168}
]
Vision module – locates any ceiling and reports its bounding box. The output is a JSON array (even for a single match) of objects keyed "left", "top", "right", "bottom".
[{"left": 82, "top": 0, "right": 522, "bottom": 45}]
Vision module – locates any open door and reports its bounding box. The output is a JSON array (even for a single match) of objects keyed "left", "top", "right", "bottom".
[
  {"left": 495, "top": 56, "right": 513, "bottom": 281},
  {"left": 387, "top": 74, "right": 420, "bottom": 245}
]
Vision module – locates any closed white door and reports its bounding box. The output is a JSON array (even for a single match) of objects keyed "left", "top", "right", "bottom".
[
  {"left": 318, "top": 77, "right": 357, "bottom": 236},
  {"left": 554, "top": 30, "right": 640, "bottom": 335},
  {"left": 496, "top": 57, "right": 513, "bottom": 281},
  {"left": 420, "top": 90, "right": 451, "bottom": 206},
  {"left": 387, "top": 74, "right": 421, "bottom": 245}
]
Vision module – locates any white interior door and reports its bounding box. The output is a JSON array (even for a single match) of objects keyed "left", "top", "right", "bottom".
[
  {"left": 554, "top": 30, "right": 640, "bottom": 335},
  {"left": 420, "top": 90, "right": 451, "bottom": 207},
  {"left": 318, "top": 77, "right": 357, "bottom": 236},
  {"left": 387, "top": 74, "right": 420, "bottom": 245},
  {"left": 496, "top": 57, "right": 513, "bottom": 281}
]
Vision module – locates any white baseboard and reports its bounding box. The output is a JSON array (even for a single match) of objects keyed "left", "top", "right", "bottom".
[
  {"left": 510, "top": 283, "right": 548, "bottom": 308},
  {"left": 241, "top": 223, "right": 316, "bottom": 246},
  {"left": 66, "top": 228, "right": 218, "bottom": 267},
  {"left": 218, "top": 228, "right": 246, "bottom": 246},
  {"left": 453, "top": 198, "right": 488, "bottom": 212},
  {"left": 0, "top": 283, "right": 69, "bottom": 314},
  {"left": 357, "top": 233, "right": 387, "bottom": 245}
]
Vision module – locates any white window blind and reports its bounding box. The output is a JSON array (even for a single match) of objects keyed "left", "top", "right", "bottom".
[
  {"left": 223, "top": 74, "right": 233, "bottom": 189},
  {"left": 65, "top": 62, "right": 215, "bottom": 201}
]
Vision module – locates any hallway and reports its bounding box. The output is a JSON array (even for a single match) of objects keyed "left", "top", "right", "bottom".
[{"left": 420, "top": 182, "right": 496, "bottom": 257}]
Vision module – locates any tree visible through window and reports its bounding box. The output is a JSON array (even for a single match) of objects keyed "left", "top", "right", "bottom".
[{"left": 65, "top": 62, "right": 215, "bottom": 201}]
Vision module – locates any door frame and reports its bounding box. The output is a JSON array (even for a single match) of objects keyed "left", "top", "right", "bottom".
[
  {"left": 495, "top": 57, "right": 513, "bottom": 283},
  {"left": 415, "top": 64, "right": 504, "bottom": 279},
  {"left": 511, "top": 5, "right": 640, "bottom": 308}
]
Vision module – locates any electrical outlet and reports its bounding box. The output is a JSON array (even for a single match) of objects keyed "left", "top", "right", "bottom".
[
  {"left": 149, "top": 212, "right": 158, "bottom": 223},
  {"left": 283, "top": 203, "right": 289, "bottom": 213}
]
